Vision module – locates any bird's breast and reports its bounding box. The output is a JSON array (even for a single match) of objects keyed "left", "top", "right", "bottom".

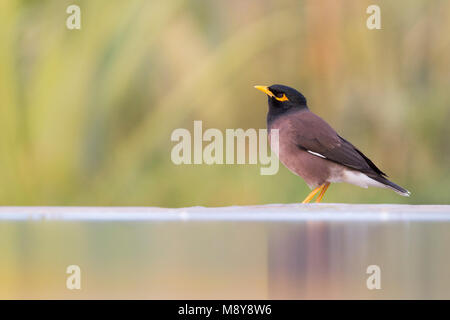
[{"left": 268, "top": 122, "right": 334, "bottom": 189}]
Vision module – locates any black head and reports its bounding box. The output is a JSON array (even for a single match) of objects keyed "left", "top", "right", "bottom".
[{"left": 254, "top": 84, "right": 308, "bottom": 124}]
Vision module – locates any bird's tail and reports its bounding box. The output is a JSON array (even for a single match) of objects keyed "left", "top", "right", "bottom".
[{"left": 370, "top": 175, "right": 411, "bottom": 197}]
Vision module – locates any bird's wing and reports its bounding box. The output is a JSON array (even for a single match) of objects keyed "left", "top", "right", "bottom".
[{"left": 288, "top": 111, "right": 387, "bottom": 177}]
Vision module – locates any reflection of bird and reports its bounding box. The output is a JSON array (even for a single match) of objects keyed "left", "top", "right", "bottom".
[{"left": 255, "top": 84, "right": 410, "bottom": 203}]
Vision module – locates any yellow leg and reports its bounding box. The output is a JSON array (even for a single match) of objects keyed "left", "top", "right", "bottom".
[
  {"left": 315, "top": 182, "right": 330, "bottom": 203},
  {"left": 302, "top": 184, "right": 324, "bottom": 204}
]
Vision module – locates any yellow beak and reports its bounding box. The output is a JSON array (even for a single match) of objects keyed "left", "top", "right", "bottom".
[{"left": 254, "top": 85, "right": 274, "bottom": 97}]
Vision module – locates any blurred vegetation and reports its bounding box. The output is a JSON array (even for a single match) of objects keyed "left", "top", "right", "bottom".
[{"left": 0, "top": 0, "right": 449, "bottom": 206}]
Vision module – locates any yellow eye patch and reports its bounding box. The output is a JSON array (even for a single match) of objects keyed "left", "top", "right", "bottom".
[
  {"left": 274, "top": 93, "right": 289, "bottom": 102},
  {"left": 254, "top": 85, "right": 289, "bottom": 102}
]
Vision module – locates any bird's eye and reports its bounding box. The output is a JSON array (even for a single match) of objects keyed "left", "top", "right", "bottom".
[{"left": 273, "top": 92, "right": 289, "bottom": 102}]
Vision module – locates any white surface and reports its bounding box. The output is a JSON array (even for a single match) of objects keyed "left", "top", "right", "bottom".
[{"left": 0, "top": 204, "right": 449, "bottom": 221}]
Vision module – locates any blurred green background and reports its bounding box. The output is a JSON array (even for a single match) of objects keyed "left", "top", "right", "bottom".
[{"left": 1, "top": 0, "right": 449, "bottom": 206}]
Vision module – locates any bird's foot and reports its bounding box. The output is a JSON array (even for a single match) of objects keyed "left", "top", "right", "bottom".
[
  {"left": 315, "top": 182, "right": 330, "bottom": 203},
  {"left": 302, "top": 182, "right": 330, "bottom": 203}
]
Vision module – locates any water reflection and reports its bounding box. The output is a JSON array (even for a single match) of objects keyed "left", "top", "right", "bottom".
[
  {"left": 0, "top": 206, "right": 449, "bottom": 299},
  {"left": 268, "top": 221, "right": 450, "bottom": 299}
]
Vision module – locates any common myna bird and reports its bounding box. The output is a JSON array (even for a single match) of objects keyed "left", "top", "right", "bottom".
[{"left": 255, "top": 84, "right": 410, "bottom": 203}]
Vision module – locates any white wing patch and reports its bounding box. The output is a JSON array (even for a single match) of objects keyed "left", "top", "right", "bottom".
[{"left": 307, "top": 150, "right": 326, "bottom": 159}]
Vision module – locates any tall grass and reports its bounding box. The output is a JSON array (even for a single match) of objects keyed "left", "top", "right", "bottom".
[{"left": 0, "top": 0, "right": 449, "bottom": 206}]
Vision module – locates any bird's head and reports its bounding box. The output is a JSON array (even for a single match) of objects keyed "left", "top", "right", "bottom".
[{"left": 254, "top": 84, "right": 308, "bottom": 117}]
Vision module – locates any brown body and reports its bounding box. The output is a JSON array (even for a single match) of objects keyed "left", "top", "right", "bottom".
[
  {"left": 269, "top": 110, "right": 347, "bottom": 188},
  {"left": 256, "top": 84, "right": 410, "bottom": 201}
]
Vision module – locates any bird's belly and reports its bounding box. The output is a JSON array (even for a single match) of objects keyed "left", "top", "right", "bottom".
[
  {"left": 273, "top": 139, "right": 333, "bottom": 189},
  {"left": 328, "top": 169, "right": 386, "bottom": 189}
]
